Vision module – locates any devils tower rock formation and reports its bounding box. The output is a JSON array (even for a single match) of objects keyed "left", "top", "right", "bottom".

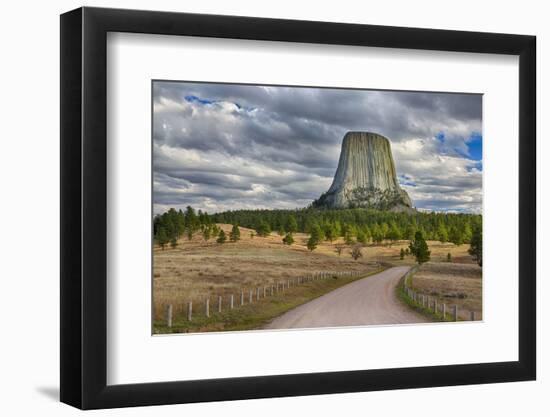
[{"left": 313, "top": 132, "right": 413, "bottom": 211}]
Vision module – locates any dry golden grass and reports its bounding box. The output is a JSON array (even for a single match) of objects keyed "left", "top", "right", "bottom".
[
  {"left": 153, "top": 224, "right": 479, "bottom": 321},
  {"left": 153, "top": 224, "right": 378, "bottom": 320},
  {"left": 410, "top": 262, "right": 482, "bottom": 320}
]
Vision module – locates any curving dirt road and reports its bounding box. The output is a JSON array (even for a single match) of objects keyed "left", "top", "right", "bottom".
[{"left": 264, "top": 266, "right": 428, "bottom": 329}]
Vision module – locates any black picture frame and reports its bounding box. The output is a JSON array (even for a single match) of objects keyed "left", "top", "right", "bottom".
[{"left": 60, "top": 6, "right": 536, "bottom": 410}]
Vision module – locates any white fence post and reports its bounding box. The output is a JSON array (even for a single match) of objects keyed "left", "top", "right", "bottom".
[
  {"left": 454, "top": 305, "right": 459, "bottom": 321},
  {"left": 218, "top": 296, "right": 222, "bottom": 313},
  {"left": 187, "top": 301, "right": 192, "bottom": 321},
  {"left": 205, "top": 298, "right": 210, "bottom": 318},
  {"left": 240, "top": 290, "right": 244, "bottom": 306},
  {"left": 230, "top": 294, "right": 234, "bottom": 310},
  {"left": 442, "top": 303, "right": 446, "bottom": 320}
]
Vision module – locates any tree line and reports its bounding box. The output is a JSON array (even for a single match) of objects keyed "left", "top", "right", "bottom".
[
  {"left": 154, "top": 206, "right": 482, "bottom": 266},
  {"left": 210, "top": 207, "right": 481, "bottom": 245}
]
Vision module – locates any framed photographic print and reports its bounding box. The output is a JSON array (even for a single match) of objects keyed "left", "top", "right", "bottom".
[{"left": 60, "top": 7, "right": 536, "bottom": 409}]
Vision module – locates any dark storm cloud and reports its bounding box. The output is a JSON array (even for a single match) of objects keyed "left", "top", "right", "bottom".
[{"left": 153, "top": 81, "right": 482, "bottom": 214}]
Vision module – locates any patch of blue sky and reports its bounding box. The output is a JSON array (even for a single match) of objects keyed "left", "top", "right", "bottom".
[
  {"left": 467, "top": 132, "right": 482, "bottom": 161},
  {"left": 185, "top": 94, "right": 256, "bottom": 112},
  {"left": 398, "top": 174, "right": 416, "bottom": 187},
  {"left": 185, "top": 95, "right": 215, "bottom": 105},
  {"left": 435, "top": 131, "right": 482, "bottom": 161}
]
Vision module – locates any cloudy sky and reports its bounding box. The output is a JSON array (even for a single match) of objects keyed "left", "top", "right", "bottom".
[{"left": 153, "top": 81, "right": 482, "bottom": 215}]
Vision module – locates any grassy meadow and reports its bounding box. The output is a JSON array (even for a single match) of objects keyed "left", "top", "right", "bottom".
[
  {"left": 406, "top": 262, "right": 483, "bottom": 321},
  {"left": 153, "top": 223, "right": 480, "bottom": 333}
]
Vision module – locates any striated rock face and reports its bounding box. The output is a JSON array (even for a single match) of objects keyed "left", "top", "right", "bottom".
[{"left": 313, "top": 131, "right": 413, "bottom": 211}]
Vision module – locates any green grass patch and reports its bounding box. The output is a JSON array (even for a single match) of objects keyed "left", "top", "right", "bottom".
[{"left": 154, "top": 268, "right": 385, "bottom": 334}]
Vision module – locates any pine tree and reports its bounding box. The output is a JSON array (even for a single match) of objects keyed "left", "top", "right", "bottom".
[
  {"left": 217, "top": 230, "right": 227, "bottom": 244},
  {"left": 356, "top": 229, "right": 368, "bottom": 245},
  {"left": 156, "top": 227, "right": 169, "bottom": 250},
  {"left": 211, "top": 224, "right": 219, "bottom": 236},
  {"left": 324, "top": 222, "right": 338, "bottom": 242},
  {"left": 256, "top": 220, "right": 271, "bottom": 237},
  {"left": 462, "top": 223, "right": 473, "bottom": 244},
  {"left": 202, "top": 227, "right": 211, "bottom": 242},
  {"left": 307, "top": 225, "right": 322, "bottom": 251},
  {"left": 186, "top": 226, "right": 193, "bottom": 241},
  {"left": 286, "top": 215, "right": 298, "bottom": 234},
  {"left": 468, "top": 225, "right": 482, "bottom": 266},
  {"left": 170, "top": 236, "right": 178, "bottom": 249},
  {"left": 282, "top": 233, "right": 294, "bottom": 245},
  {"left": 177, "top": 209, "right": 186, "bottom": 238},
  {"left": 437, "top": 223, "right": 449, "bottom": 243},
  {"left": 230, "top": 224, "right": 241, "bottom": 242},
  {"left": 185, "top": 206, "right": 198, "bottom": 234},
  {"left": 371, "top": 224, "right": 383, "bottom": 245},
  {"left": 405, "top": 224, "right": 417, "bottom": 241},
  {"left": 362, "top": 225, "right": 371, "bottom": 243},
  {"left": 449, "top": 226, "right": 463, "bottom": 246},
  {"left": 380, "top": 222, "right": 390, "bottom": 241},
  {"left": 409, "top": 231, "right": 431, "bottom": 264},
  {"left": 388, "top": 222, "right": 402, "bottom": 245},
  {"left": 344, "top": 230, "right": 355, "bottom": 245}
]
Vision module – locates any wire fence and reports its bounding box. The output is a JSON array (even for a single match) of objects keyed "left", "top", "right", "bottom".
[
  {"left": 402, "top": 266, "right": 478, "bottom": 321},
  {"left": 163, "top": 270, "right": 367, "bottom": 327}
]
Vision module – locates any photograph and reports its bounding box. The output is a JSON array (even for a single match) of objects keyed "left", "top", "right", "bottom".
[{"left": 152, "top": 81, "right": 483, "bottom": 334}]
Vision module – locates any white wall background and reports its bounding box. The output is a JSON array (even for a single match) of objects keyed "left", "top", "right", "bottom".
[{"left": 0, "top": 0, "right": 545, "bottom": 415}]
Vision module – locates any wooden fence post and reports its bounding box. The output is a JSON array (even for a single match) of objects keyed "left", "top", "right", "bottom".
[
  {"left": 187, "top": 301, "right": 192, "bottom": 321},
  {"left": 166, "top": 304, "right": 173, "bottom": 327},
  {"left": 470, "top": 311, "right": 475, "bottom": 321},
  {"left": 263, "top": 286, "right": 267, "bottom": 297},
  {"left": 433, "top": 299, "right": 437, "bottom": 313},
  {"left": 454, "top": 305, "right": 459, "bottom": 321},
  {"left": 218, "top": 296, "right": 222, "bottom": 313},
  {"left": 249, "top": 289, "right": 253, "bottom": 304},
  {"left": 257, "top": 287, "right": 260, "bottom": 301},
  {"left": 240, "top": 290, "right": 244, "bottom": 306},
  {"left": 442, "top": 303, "right": 446, "bottom": 320},
  {"left": 205, "top": 298, "right": 210, "bottom": 318},
  {"left": 230, "top": 294, "right": 234, "bottom": 310}
]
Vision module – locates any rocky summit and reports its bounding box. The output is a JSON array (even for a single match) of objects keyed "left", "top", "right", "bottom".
[{"left": 313, "top": 131, "right": 413, "bottom": 212}]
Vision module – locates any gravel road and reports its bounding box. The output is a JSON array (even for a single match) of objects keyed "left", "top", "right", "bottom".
[{"left": 264, "top": 266, "right": 428, "bottom": 329}]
